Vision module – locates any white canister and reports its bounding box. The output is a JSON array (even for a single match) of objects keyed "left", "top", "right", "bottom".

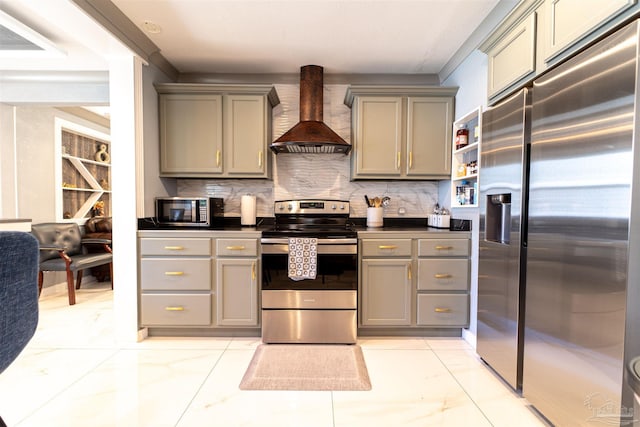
[
  {"left": 367, "top": 207, "right": 383, "bottom": 227},
  {"left": 240, "top": 195, "right": 257, "bottom": 225}
]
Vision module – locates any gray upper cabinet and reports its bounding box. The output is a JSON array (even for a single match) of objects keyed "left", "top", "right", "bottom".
[
  {"left": 352, "top": 96, "right": 403, "bottom": 176},
  {"left": 345, "top": 86, "right": 457, "bottom": 180},
  {"left": 545, "top": 0, "right": 636, "bottom": 61},
  {"left": 406, "top": 97, "right": 453, "bottom": 177},
  {"left": 481, "top": 0, "right": 639, "bottom": 104},
  {"left": 224, "top": 94, "right": 269, "bottom": 176},
  {"left": 156, "top": 84, "right": 279, "bottom": 178},
  {"left": 159, "top": 93, "right": 223, "bottom": 175},
  {"left": 485, "top": 13, "right": 538, "bottom": 99}
]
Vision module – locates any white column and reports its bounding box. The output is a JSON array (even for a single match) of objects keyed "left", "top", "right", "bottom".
[{"left": 109, "top": 55, "right": 145, "bottom": 343}]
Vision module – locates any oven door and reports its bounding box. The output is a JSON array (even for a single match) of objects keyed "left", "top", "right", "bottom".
[{"left": 260, "top": 238, "right": 357, "bottom": 291}]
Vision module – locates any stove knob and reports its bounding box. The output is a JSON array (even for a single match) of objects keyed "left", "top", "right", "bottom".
[
  {"left": 331, "top": 204, "right": 337, "bottom": 210},
  {"left": 287, "top": 203, "right": 293, "bottom": 211},
  {"left": 340, "top": 204, "right": 346, "bottom": 210}
]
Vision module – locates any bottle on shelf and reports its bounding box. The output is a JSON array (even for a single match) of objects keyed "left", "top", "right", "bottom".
[{"left": 455, "top": 124, "right": 469, "bottom": 150}]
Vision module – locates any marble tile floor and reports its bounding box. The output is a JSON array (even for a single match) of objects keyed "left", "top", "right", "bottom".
[{"left": 0, "top": 282, "right": 548, "bottom": 427}]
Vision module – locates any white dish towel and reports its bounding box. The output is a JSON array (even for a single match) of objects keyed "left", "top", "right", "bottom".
[{"left": 288, "top": 237, "right": 317, "bottom": 281}]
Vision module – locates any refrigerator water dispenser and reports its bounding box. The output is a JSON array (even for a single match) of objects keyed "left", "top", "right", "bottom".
[{"left": 486, "top": 194, "right": 511, "bottom": 244}]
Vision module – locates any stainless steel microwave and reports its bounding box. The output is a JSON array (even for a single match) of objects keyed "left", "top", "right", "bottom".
[{"left": 155, "top": 197, "right": 224, "bottom": 227}]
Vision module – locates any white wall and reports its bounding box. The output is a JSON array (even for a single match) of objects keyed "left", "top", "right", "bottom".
[
  {"left": 441, "top": 49, "right": 489, "bottom": 349},
  {"left": 141, "top": 62, "right": 175, "bottom": 217},
  {"left": 0, "top": 104, "right": 18, "bottom": 217},
  {"left": 0, "top": 105, "right": 110, "bottom": 223}
]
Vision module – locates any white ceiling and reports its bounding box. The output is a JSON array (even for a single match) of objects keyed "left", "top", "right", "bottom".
[
  {"left": 110, "top": 0, "right": 504, "bottom": 75},
  {"left": 0, "top": 0, "right": 513, "bottom": 78}
]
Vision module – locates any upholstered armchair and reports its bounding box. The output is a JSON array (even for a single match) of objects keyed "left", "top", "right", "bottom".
[
  {"left": 31, "top": 222, "right": 113, "bottom": 305},
  {"left": 0, "top": 231, "right": 39, "bottom": 373}
]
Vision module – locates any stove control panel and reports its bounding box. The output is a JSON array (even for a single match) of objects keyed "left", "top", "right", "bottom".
[{"left": 274, "top": 199, "right": 350, "bottom": 215}]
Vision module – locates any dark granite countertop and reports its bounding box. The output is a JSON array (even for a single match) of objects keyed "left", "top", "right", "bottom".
[{"left": 138, "top": 217, "right": 470, "bottom": 232}]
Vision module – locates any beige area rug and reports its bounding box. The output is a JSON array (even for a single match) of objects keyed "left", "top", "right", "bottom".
[{"left": 239, "top": 344, "right": 372, "bottom": 391}]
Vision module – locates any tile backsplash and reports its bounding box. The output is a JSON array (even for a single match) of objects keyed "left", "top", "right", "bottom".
[{"left": 177, "top": 83, "right": 441, "bottom": 219}]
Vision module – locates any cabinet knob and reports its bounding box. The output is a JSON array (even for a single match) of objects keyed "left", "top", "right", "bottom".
[
  {"left": 434, "top": 273, "right": 452, "bottom": 279},
  {"left": 165, "top": 306, "right": 185, "bottom": 311},
  {"left": 226, "top": 245, "right": 246, "bottom": 251},
  {"left": 164, "top": 246, "right": 184, "bottom": 251},
  {"left": 435, "top": 245, "right": 453, "bottom": 250},
  {"left": 434, "top": 307, "right": 452, "bottom": 313}
]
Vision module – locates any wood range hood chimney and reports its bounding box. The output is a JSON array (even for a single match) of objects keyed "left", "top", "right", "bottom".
[{"left": 270, "top": 65, "right": 352, "bottom": 154}]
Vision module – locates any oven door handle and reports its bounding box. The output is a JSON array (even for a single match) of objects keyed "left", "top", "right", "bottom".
[{"left": 260, "top": 238, "right": 357, "bottom": 245}]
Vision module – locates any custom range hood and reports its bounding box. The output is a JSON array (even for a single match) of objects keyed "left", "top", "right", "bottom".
[{"left": 270, "top": 65, "right": 352, "bottom": 154}]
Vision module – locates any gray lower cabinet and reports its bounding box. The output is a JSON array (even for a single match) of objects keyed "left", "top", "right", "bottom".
[
  {"left": 138, "top": 232, "right": 261, "bottom": 331},
  {"left": 361, "top": 259, "right": 412, "bottom": 326},
  {"left": 416, "top": 238, "right": 470, "bottom": 327},
  {"left": 139, "top": 237, "right": 213, "bottom": 327},
  {"left": 359, "top": 233, "right": 471, "bottom": 330},
  {"left": 215, "top": 238, "right": 259, "bottom": 326},
  {"left": 360, "top": 238, "right": 412, "bottom": 326}
]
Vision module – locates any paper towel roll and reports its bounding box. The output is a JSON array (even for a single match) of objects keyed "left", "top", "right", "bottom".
[{"left": 241, "top": 195, "right": 257, "bottom": 225}]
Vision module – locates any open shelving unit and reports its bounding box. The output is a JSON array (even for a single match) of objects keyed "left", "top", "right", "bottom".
[
  {"left": 56, "top": 118, "right": 111, "bottom": 221},
  {"left": 451, "top": 107, "right": 481, "bottom": 208}
]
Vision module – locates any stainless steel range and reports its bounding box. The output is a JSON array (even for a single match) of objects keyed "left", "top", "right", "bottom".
[{"left": 260, "top": 199, "right": 357, "bottom": 344}]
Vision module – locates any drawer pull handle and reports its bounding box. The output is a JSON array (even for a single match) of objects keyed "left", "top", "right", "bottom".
[
  {"left": 216, "top": 149, "right": 221, "bottom": 167},
  {"left": 226, "top": 245, "right": 246, "bottom": 251},
  {"left": 408, "top": 263, "right": 412, "bottom": 280},
  {"left": 165, "top": 306, "right": 185, "bottom": 312},
  {"left": 252, "top": 261, "right": 256, "bottom": 280},
  {"left": 409, "top": 151, "right": 413, "bottom": 169},
  {"left": 378, "top": 245, "right": 398, "bottom": 250},
  {"left": 397, "top": 151, "right": 401, "bottom": 169},
  {"left": 258, "top": 150, "right": 263, "bottom": 167},
  {"left": 164, "top": 246, "right": 184, "bottom": 251},
  {"left": 435, "top": 307, "right": 452, "bottom": 313},
  {"left": 435, "top": 245, "right": 453, "bottom": 250},
  {"left": 434, "top": 274, "right": 452, "bottom": 279},
  {"left": 164, "top": 271, "right": 184, "bottom": 276}
]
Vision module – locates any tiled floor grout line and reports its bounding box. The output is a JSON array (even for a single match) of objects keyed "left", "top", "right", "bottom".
[
  {"left": 173, "top": 346, "right": 230, "bottom": 427},
  {"left": 429, "top": 347, "right": 496, "bottom": 427}
]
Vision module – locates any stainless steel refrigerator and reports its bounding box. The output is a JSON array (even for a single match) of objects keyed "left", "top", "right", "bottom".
[{"left": 478, "top": 18, "right": 640, "bottom": 427}]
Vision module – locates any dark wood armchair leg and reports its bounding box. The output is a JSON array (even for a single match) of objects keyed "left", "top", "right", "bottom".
[
  {"left": 38, "top": 271, "right": 44, "bottom": 296},
  {"left": 109, "top": 263, "right": 113, "bottom": 289},
  {"left": 66, "top": 269, "right": 76, "bottom": 305},
  {"left": 75, "top": 270, "right": 83, "bottom": 290}
]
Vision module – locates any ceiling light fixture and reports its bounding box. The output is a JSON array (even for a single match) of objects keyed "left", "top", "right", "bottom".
[{"left": 142, "top": 21, "right": 162, "bottom": 34}]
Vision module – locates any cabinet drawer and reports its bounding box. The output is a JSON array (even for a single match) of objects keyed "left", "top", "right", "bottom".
[
  {"left": 140, "top": 238, "right": 211, "bottom": 256},
  {"left": 140, "top": 294, "right": 211, "bottom": 326},
  {"left": 417, "top": 294, "right": 469, "bottom": 326},
  {"left": 418, "top": 238, "right": 469, "bottom": 257},
  {"left": 216, "top": 238, "right": 258, "bottom": 257},
  {"left": 361, "top": 239, "right": 412, "bottom": 257},
  {"left": 140, "top": 258, "right": 211, "bottom": 291},
  {"left": 417, "top": 259, "right": 469, "bottom": 291}
]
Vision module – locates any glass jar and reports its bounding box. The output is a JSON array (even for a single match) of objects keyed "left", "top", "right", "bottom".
[{"left": 455, "top": 125, "right": 469, "bottom": 150}]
